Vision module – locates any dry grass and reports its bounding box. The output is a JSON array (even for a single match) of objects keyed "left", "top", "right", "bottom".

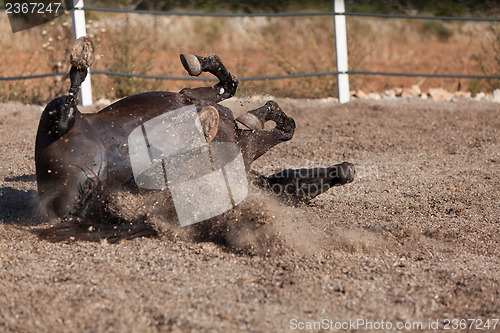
[
  {"left": 474, "top": 23, "right": 500, "bottom": 91},
  {"left": 1, "top": 13, "right": 498, "bottom": 104}
]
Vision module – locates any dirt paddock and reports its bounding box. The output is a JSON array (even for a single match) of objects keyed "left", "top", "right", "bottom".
[{"left": 0, "top": 97, "right": 498, "bottom": 332}]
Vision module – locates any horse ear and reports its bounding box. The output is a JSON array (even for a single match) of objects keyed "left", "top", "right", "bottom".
[{"left": 198, "top": 106, "right": 219, "bottom": 142}]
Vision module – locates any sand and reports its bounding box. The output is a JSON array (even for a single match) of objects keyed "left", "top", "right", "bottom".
[{"left": 0, "top": 97, "right": 498, "bottom": 332}]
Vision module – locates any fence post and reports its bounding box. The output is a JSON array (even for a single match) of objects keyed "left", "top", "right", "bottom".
[
  {"left": 333, "top": 0, "right": 350, "bottom": 103},
  {"left": 71, "top": 0, "right": 93, "bottom": 106}
]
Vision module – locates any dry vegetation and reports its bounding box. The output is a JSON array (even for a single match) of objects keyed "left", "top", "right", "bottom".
[{"left": 1, "top": 12, "right": 499, "bottom": 103}]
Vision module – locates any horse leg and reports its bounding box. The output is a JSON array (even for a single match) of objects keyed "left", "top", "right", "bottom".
[
  {"left": 236, "top": 101, "right": 355, "bottom": 200},
  {"left": 179, "top": 54, "right": 239, "bottom": 103},
  {"left": 237, "top": 101, "right": 295, "bottom": 166},
  {"left": 41, "top": 37, "right": 94, "bottom": 138},
  {"left": 258, "top": 162, "right": 355, "bottom": 201},
  {"left": 67, "top": 36, "right": 94, "bottom": 104}
]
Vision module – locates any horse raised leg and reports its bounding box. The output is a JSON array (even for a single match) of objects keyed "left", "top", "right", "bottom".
[
  {"left": 237, "top": 101, "right": 295, "bottom": 165},
  {"left": 41, "top": 36, "right": 93, "bottom": 139},
  {"left": 179, "top": 54, "right": 239, "bottom": 103}
]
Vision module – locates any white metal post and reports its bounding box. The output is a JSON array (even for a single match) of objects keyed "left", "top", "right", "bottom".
[
  {"left": 333, "top": 0, "right": 350, "bottom": 103},
  {"left": 71, "top": 0, "right": 93, "bottom": 106}
]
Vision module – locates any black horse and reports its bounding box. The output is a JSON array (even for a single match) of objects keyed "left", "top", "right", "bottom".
[{"left": 35, "top": 37, "right": 354, "bottom": 242}]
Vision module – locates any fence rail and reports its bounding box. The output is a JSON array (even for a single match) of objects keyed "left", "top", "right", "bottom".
[
  {"left": 4, "top": 70, "right": 500, "bottom": 82},
  {"left": 2, "top": 5, "right": 500, "bottom": 21},
  {"left": 2, "top": 3, "right": 500, "bottom": 103}
]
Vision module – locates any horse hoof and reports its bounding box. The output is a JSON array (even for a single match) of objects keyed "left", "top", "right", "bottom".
[
  {"left": 345, "top": 162, "right": 356, "bottom": 183},
  {"left": 337, "top": 162, "right": 355, "bottom": 184},
  {"left": 236, "top": 113, "right": 265, "bottom": 131},
  {"left": 70, "top": 36, "right": 95, "bottom": 70},
  {"left": 180, "top": 54, "right": 202, "bottom": 76},
  {"left": 198, "top": 106, "right": 219, "bottom": 142}
]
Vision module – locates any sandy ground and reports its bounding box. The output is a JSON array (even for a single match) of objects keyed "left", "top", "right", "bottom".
[{"left": 0, "top": 97, "right": 498, "bottom": 332}]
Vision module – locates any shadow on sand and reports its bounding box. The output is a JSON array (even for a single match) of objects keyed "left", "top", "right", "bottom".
[{"left": 0, "top": 184, "right": 45, "bottom": 226}]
